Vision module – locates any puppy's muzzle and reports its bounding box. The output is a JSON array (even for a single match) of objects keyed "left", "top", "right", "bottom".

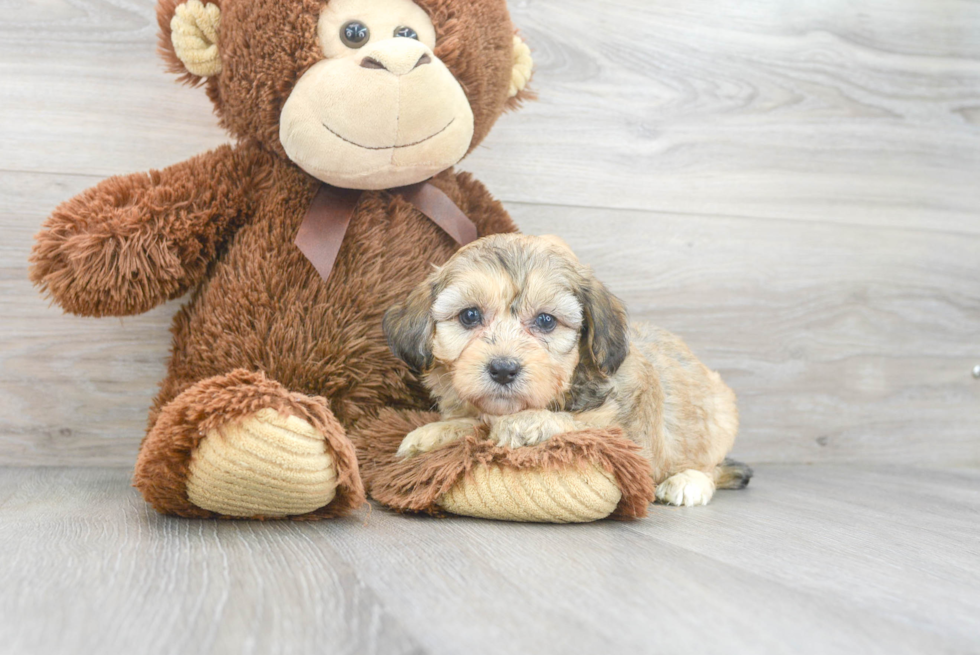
[{"left": 487, "top": 358, "right": 522, "bottom": 387}]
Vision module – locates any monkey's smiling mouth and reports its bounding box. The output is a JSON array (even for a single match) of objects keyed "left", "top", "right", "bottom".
[{"left": 321, "top": 118, "right": 455, "bottom": 151}]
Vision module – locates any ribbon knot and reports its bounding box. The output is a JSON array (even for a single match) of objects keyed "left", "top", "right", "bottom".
[{"left": 294, "top": 182, "right": 478, "bottom": 283}]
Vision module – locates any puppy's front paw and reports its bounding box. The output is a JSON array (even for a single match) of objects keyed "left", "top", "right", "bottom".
[
  {"left": 396, "top": 419, "right": 481, "bottom": 458},
  {"left": 656, "top": 470, "right": 716, "bottom": 507},
  {"left": 489, "top": 411, "right": 578, "bottom": 449}
]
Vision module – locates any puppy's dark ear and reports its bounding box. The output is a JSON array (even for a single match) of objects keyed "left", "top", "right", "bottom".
[
  {"left": 578, "top": 276, "right": 629, "bottom": 375},
  {"left": 383, "top": 283, "right": 435, "bottom": 372}
]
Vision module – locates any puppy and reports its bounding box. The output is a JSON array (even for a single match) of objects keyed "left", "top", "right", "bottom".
[{"left": 383, "top": 234, "right": 751, "bottom": 506}]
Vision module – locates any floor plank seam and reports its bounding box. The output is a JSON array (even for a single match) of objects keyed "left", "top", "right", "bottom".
[{"left": 500, "top": 197, "right": 980, "bottom": 239}]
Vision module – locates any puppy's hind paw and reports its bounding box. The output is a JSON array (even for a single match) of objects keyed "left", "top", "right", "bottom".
[{"left": 656, "top": 470, "right": 716, "bottom": 507}]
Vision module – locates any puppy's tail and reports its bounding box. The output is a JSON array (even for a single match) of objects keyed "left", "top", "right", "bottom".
[{"left": 714, "top": 458, "right": 754, "bottom": 490}]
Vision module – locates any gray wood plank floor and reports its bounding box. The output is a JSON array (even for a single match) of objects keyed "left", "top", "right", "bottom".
[{"left": 1, "top": 465, "right": 977, "bottom": 655}]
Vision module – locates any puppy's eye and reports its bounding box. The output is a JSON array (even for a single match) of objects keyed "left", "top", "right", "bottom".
[
  {"left": 341, "top": 21, "right": 370, "bottom": 48},
  {"left": 459, "top": 307, "right": 483, "bottom": 328},
  {"left": 535, "top": 313, "right": 557, "bottom": 332},
  {"left": 394, "top": 26, "right": 419, "bottom": 40}
]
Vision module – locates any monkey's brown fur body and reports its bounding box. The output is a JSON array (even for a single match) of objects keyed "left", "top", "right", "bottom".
[
  {"left": 33, "top": 123, "right": 517, "bottom": 518},
  {"left": 133, "top": 160, "right": 515, "bottom": 517}
]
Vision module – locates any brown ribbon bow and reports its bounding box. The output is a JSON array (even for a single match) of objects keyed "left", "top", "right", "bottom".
[{"left": 294, "top": 181, "right": 479, "bottom": 283}]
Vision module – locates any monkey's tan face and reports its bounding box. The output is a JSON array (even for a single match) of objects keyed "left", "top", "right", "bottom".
[
  {"left": 425, "top": 240, "right": 585, "bottom": 416},
  {"left": 279, "top": 0, "right": 475, "bottom": 190}
]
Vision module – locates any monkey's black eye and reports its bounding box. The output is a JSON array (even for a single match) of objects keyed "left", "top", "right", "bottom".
[
  {"left": 459, "top": 307, "right": 483, "bottom": 328},
  {"left": 394, "top": 26, "right": 419, "bottom": 40},
  {"left": 535, "top": 313, "right": 557, "bottom": 333},
  {"left": 341, "top": 21, "right": 370, "bottom": 48}
]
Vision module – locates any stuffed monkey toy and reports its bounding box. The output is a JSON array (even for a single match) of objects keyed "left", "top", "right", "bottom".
[{"left": 30, "top": 0, "right": 654, "bottom": 522}]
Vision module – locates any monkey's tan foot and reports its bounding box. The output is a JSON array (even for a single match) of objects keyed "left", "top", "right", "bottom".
[
  {"left": 134, "top": 369, "right": 364, "bottom": 519},
  {"left": 656, "top": 470, "right": 716, "bottom": 507},
  {"left": 396, "top": 418, "right": 483, "bottom": 458},
  {"left": 185, "top": 409, "right": 338, "bottom": 518},
  {"left": 352, "top": 409, "right": 658, "bottom": 523}
]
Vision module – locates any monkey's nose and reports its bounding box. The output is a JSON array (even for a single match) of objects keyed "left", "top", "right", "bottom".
[
  {"left": 360, "top": 48, "right": 431, "bottom": 76},
  {"left": 487, "top": 358, "right": 522, "bottom": 386}
]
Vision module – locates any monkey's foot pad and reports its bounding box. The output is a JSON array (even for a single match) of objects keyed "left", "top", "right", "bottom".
[
  {"left": 438, "top": 461, "right": 622, "bottom": 522},
  {"left": 186, "top": 408, "right": 339, "bottom": 518},
  {"left": 353, "top": 410, "right": 656, "bottom": 523}
]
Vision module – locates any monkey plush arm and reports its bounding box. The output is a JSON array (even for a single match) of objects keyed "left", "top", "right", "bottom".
[{"left": 29, "top": 144, "right": 260, "bottom": 317}]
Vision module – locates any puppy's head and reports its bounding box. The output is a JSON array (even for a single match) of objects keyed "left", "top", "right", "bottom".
[{"left": 383, "top": 234, "right": 629, "bottom": 416}]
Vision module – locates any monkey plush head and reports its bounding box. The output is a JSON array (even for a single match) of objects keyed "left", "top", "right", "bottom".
[{"left": 159, "top": 0, "right": 533, "bottom": 190}]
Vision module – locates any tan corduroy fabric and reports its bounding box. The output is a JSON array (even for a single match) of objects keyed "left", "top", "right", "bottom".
[
  {"left": 186, "top": 408, "right": 338, "bottom": 518},
  {"left": 508, "top": 35, "right": 533, "bottom": 98},
  {"left": 171, "top": 0, "right": 222, "bottom": 78},
  {"left": 354, "top": 409, "right": 656, "bottom": 521},
  {"left": 437, "top": 462, "right": 622, "bottom": 523}
]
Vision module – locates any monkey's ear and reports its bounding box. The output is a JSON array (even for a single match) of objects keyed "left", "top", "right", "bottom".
[
  {"left": 383, "top": 284, "right": 436, "bottom": 373},
  {"left": 506, "top": 35, "right": 535, "bottom": 107},
  {"left": 578, "top": 276, "right": 630, "bottom": 376},
  {"left": 158, "top": 0, "right": 222, "bottom": 82}
]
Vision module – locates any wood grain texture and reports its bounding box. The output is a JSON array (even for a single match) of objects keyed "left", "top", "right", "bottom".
[
  {"left": 1, "top": 173, "right": 173, "bottom": 465},
  {"left": 2, "top": 0, "right": 978, "bottom": 230},
  {"left": 1, "top": 465, "right": 978, "bottom": 654},
  {"left": 480, "top": 0, "right": 980, "bottom": 232},
  {"left": 4, "top": 184, "right": 978, "bottom": 465},
  {"left": 1, "top": 0, "right": 979, "bottom": 466},
  {"left": 0, "top": 467, "right": 423, "bottom": 655},
  {"left": 512, "top": 204, "right": 980, "bottom": 466}
]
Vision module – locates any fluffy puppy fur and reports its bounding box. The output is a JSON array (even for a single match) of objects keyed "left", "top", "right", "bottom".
[{"left": 383, "top": 234, "right": 752, "bottom": 506}]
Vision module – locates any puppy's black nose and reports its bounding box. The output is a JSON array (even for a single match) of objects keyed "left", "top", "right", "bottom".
[{"left": 487, "top": 358, "right": 522, "bottom": 386}]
